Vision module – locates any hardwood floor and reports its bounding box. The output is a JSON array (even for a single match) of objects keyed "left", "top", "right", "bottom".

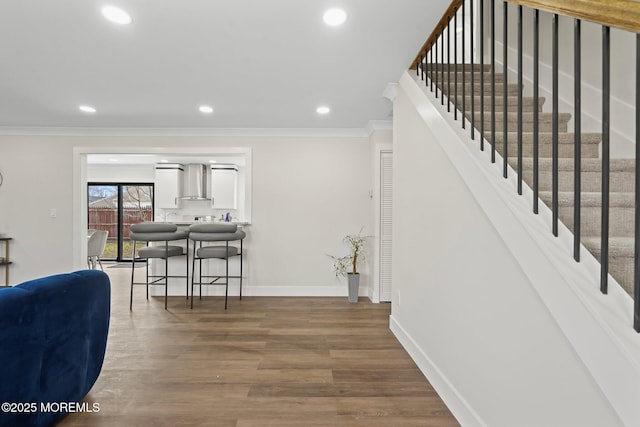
[{"left": 58, "top": 267, "right": 459, "bottom": 426}]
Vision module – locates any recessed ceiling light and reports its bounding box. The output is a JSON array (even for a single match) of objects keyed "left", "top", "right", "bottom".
[
  {"left": 102, "top": 5, "right": 132, "bottom": 25},
  {"left": 199, "top": 105, "right": 214, "bottom": 114},
  {"left": 316, "top": 106, "right": 331, "bottom": 115},
  {"left": 323, "top": 8, "right": 347, "bottom": 26},
  {"left": 209, "top": 160, "right": 218, "bottom": 163},
  {"left": 79, "top": 105, "right": 97, "bottom": 114},
  {"left": 160, "top": 159, "right": 169, "bottom": 163}
]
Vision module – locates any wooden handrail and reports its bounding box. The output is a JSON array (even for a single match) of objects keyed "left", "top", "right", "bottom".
[
  {"left": 409, "top": 0, "right": 640, "bottom": 69},
  {"left": 514, "top": 0, "right": 640, "bottom": 33}
]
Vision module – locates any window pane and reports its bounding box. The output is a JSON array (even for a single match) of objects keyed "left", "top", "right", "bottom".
[
  {"left": 122, "top": 185, "right": 153, "bottom": 260},
  {"left": 88, "top": 185, "right": 118, "bottom": 259}
]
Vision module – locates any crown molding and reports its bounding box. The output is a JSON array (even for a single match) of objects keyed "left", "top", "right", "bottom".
[
  {"left": 365, "top": 120, "right": 393, "bottom": 136},
  {"left": 0, "top": 126, "right": 370, "bottom": 138}
]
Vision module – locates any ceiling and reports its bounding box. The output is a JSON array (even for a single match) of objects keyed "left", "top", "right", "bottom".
[{"left": 0, "top": 0, "right": 441, "bottom": 131}]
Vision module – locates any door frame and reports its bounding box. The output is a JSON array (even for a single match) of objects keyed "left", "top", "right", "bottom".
[{"left": 73, "top": 145, "right": 253, "bottom": 271}]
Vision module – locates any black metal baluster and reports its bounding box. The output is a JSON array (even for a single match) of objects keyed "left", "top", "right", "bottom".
[
  {"left": 430, "top": 45, "right": 434, "bottom": 92},
  {"left": 426, "top": 48, "right": 430, "bottom": 86},
  {"left": 424, "top": 47, "right": 431, "bottom": 88},
  {"left": 448, "top": 17, "right": 451, "bottom": 113},
  {"left": 470, "top": 0, "right": 475, "bottom": 140},
  {"left": 574, "top": 19, "right": 582, "bottom": 262},
  {"left": 421, "top": 51, "right": 425, "bottom": 81},
  {"left": 480, "top": 0, "right": 485, "bottom": 151},
  {"left": 634, "top": 33, "right": 640, "bottom": 332},
  {"left": 503, "top": 1, "right": 508, "bottom": 178},
  {"left": 517, "top": 5, "right": 523, "bottom": 194},
  {"left": 424, "top": 51, "right": 428, "bottom": 82},
  {"left": 462, "top": 0, "right": 466, "bottom": 129},
  {"left": 442, "top": 26, "right": 445, "bottom": 106},
  {"left": 552, "top": 14, "right": 559, "bottom": 237},
  {"left": 435, "top": 40, "right": 439, "bottom": 97},
  {"left": 426, "top": 50, "right": 430, "bottom": 82},
  {"left": 455, "top": 9, "right": 459, "bottom": 120},
  {"left": 533, "top": 9, "right": 539, "bottom": 214},
  {"left": 417, "top": 53, "right": 421, "bottom": 78},
  {"left": 491, "top": 0, "right": 496, "bottom": 163},
  {"left": 453, "top": 10, "right": 458, "bottom": 120},
  {"left": 601, "top": 25, "right": 611, "bottom": 295}
]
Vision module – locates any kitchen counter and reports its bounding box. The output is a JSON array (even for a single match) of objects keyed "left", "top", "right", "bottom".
[{"left": 155, "top": 221, "right": 250, "bottom": 227}]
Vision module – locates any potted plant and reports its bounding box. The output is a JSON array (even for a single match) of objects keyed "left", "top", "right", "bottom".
[{"left": 329, "top": 229, "right": 368, "bottom": 303}]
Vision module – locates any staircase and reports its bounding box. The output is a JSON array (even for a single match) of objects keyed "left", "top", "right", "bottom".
[{"left": 427, "top": 65, "right": 636, "bottom": 297}]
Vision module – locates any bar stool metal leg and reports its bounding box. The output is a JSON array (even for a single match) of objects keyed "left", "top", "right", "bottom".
[
  {"left": 225, "top": 241, "right": 229, "bottom": 309},
  {"left": 130, "top": 239, "right": 136, "bottom": 311},
  {"left": 239, "top": 239, "right": 243, "bottom": 300}
]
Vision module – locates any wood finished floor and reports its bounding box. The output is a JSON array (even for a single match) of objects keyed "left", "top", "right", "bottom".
[{"left": 58, "top": 267, "right": 459, "bottom": 426}]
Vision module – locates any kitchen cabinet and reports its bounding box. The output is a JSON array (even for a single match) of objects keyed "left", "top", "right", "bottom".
[
  {"left": 211, "top": 165, "right": 238, "bottom": 209},
  {"left": 155, "top": 164, "right": 184, "bottom": 208}
]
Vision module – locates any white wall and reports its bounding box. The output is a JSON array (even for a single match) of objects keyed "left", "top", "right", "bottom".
[
  {"left": 0, "top": 137, "right": 76, "bottom": 280},
  {"left": 0, "top": 132, "right": 374, "bottom": 298},
  {"left": 87, "top": 163, "right": 155, "bottom": 183},
  {"left": 391, "top": 74, "right": 631, "bottom": 426}
]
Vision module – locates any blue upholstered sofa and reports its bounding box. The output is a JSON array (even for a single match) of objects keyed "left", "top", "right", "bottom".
[{"left": 0, "top": 270, "right": 110, "bottom": 427}]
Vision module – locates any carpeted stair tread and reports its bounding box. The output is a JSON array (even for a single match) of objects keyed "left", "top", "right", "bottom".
[
  {"left": 447, "top": 72, "right": 506, "bottom": 82},
  {"left": 538, "top": 191, "right": 635, "bottom": 207},
  {"left": 581, "top": 237, "right": 635, "bottom": 258},
  {"left": 459, "top": 96, "right": 544, "bottom": 112},
  {"left": 476, "top": 112, "right": 570, "bottom": 133},
  {"left": 420, "top": 70, "right": 506, "bottom": 82},
  {"left": 468, "top": 111, "right": 571, "bottom": 123},
  {"left": 581, "top": 237, "right": 635, "bottom": 295},
  {"left": 492, "top": 132, "right": 601, "bottom": 146},
  {"left": 512, "top": 158, "right": 635, "bottom": 192},
  {"left": 489, "top": 133, "right": 600, "bottom": 158},
  {"left": 537, "top": 192, "right": 635, "bottom": 237},
  {"left": 437, "top": 82, "right": 523, "bottom": 96},
  {"left": 420, "top": 63, "right": 493, "bottom": 73},
  {"left": 518, "top": 157, "right": 635, "bottom": 172}
]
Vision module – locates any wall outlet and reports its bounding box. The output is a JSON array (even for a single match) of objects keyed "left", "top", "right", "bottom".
[{"left": 48, "top": 208, "right": 57, "bottom": 218}]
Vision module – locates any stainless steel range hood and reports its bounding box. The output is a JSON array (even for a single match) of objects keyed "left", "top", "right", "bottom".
[{"left": 180, "top": 164, "right": 209, "bottom": 200}]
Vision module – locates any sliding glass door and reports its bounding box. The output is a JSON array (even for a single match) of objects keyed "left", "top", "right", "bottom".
[{"left": 88, "top": 183, "right": 154, "bottom": 261}]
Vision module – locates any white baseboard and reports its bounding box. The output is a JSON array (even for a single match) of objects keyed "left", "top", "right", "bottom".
[
  {"left": 152, "top": 283, "right": 370, "bottom": 298},
  {"left": 389, "top": 315, "right": 487, "bottom": 427}
]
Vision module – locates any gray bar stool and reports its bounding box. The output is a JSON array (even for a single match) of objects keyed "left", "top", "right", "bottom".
[
  {"left": 130, "top": 223, "right": 189, "bottom": 310},
  {"left": 189, "top": 223, "right": 245, "bottom": 309}
]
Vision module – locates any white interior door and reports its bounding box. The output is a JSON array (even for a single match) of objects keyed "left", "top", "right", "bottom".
[{"left": 380, "top": 151, "right": 393, "bottom": 302}]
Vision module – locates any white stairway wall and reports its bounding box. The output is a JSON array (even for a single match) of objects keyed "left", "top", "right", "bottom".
[{"left": 390, "top": 72, "right": 640, "bottom": 426}]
